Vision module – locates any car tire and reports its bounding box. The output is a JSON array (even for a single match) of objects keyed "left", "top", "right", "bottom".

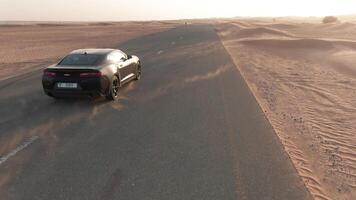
[
  {"left": 45, "top": 92, "right": 54, "bottom": 97},
  {"left": 106, "top": 76, "right": 120, "bottom": 101},
  {"left": 46, "top": 92, "right": 60, "bottom": 99},
  {"left": 135, "top": 64, "right": 141, "bottom": 81}
]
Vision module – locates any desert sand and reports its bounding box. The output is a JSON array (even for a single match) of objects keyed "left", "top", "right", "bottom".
[
  {"left": 0, "top": 21, "right": 177, "bottom": 80},
  {"left": 215, "top": 18, "right": 356, "bottom": 200}
]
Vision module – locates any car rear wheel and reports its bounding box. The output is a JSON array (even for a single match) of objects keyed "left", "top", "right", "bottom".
[
  {"left": 106, "top": 76, "right": 119, "bottom": 101},
  {"left": 135, "top": 65, "right": 141, "bottom": 80},
  {"left": 45, "top": 92, "right": 61, "bottom": 99}
]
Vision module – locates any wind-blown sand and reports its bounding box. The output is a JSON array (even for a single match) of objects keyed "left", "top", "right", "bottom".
[
  {"left": 216, "top": 19, "right": 356, "bottom": 200},
  {"left": 0, "top": 21, "right": 177, "bottom": 80}
]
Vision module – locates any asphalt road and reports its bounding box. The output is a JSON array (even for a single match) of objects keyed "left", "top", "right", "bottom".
[{"left": 0, "top": 24, "right": 311, "bottom": 200}]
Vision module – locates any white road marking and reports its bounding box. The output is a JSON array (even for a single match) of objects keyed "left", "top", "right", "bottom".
[
  {"left": 0, "top": 136, "right": 39, "bottom": 166},
  {"left": 157, "top": 50, "right": 164, "bottom": 55}
]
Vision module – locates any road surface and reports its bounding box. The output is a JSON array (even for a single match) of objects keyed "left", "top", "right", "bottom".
[{"left": 0, "top": 24, "right": 311, "bottom": 200}]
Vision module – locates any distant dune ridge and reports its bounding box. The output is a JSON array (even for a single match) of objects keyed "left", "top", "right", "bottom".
[{"left": 216, "top": 18, "right": 356, "bottom": 200}]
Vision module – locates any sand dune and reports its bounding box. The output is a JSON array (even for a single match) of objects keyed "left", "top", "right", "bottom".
[
  {"left": 240, "top": 38, "right": 333, "bottom": 49},
  {"left": 217, "top": 23, "right": 294, "bottom": 40},
  {"left": 216, "top": 19, "right": 356, "bottom": 200},
  {"left": 263, "top": 23, "right": 299, "bottom": 29},
  {"left": 233, "top": 27, "right": 294, "bottom": 38},
  {"left": 231, "top": 21, "right": 252, "bottom": 28},
  {"left": 317, "top": 22, "right": 356, "bottom": 30},
  {"left": 240, "top": 38, "right": 356, "bottom": 51}
]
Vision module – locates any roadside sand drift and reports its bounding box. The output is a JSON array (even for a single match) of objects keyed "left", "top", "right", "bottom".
[{"left": 216, "top": 19, "right": 356, "bottom": 200}]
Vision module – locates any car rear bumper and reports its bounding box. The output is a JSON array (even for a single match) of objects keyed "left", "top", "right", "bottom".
[
  {"left": 42, "top": 76, "right": 110, "bottom": 98},
  {"left": 43, "top": 89, "right": 101, "bottom": 98}
]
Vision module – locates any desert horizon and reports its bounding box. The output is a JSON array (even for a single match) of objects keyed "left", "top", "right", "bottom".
[{"left": 1, "top": 14, "right": 356, "bottom": 23}]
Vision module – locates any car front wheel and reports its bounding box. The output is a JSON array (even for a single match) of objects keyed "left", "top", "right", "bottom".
[{"left": 135, "top": 65, "right": 141, "bottom": 80}]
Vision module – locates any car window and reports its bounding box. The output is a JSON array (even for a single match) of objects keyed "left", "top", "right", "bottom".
[
  {"left": 58, "top": 54, "right": 104, "bottom": 66},
  {"left": 107, "top": 51, "right": 126, "bottom": 63}
]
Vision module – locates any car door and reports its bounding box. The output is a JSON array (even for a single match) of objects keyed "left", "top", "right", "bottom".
[
  {"left": 118, "top": 57, "right": 129, "bottom": 80},
  {"left": 110, "top": 51, "right": 130, "bottom": 80},
  {"left": 120, "top": 59, "right": 133, "bottom": 82},
  {"left": 120, "top": 52, "right": 136, "bottom": 81},
  {"left": 126, "top": 55, "right": 137, "bottom": 75}
]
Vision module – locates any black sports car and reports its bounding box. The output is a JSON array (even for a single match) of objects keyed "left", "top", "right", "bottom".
[{"left": 42, "top": 49, "right": 141, "bottom": 100}]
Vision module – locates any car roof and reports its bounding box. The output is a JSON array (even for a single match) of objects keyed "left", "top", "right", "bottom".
[{"left": 69, "top": 48, "right": 119, "bottom": 55}]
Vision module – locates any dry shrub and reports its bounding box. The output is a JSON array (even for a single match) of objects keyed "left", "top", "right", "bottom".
[{"left": 322, "top": 16, "right": 339, "bottom": 24}]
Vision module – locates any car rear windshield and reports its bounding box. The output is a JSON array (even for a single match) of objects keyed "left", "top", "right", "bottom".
[{"left": 58, "top": 54, "right": 104, "bottom": 66}]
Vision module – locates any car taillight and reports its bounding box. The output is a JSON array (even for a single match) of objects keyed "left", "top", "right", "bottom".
[
  {"left": 44, "top": 70, "right": 56, "bottom": 77},
  {"left": 79, "top": 71, "right": 102, "bottom": 78}
]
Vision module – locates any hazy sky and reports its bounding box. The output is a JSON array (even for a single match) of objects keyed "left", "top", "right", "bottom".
[{"left": 1, "top": 0, "right": 356, "bottom": 21}]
